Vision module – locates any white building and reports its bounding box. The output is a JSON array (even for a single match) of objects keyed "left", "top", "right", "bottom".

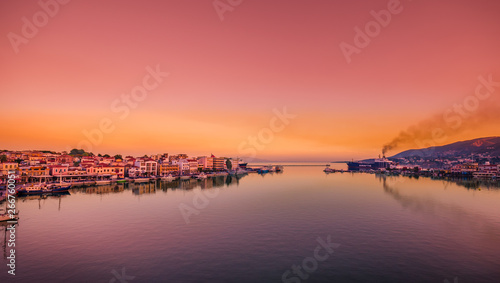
[{"left": 134, "top": 159, "right": 158, "bottom": 176}]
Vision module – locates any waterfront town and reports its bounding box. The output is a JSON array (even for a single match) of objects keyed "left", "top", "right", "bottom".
[
  {"left": 1, "top": 148, "right": 499, "bottom": 189},
  {"left": 0, "top": 149, "right": 256, "bottom": 186}
]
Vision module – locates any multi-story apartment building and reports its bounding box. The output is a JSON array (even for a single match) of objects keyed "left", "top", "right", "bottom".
[
  {"left": 213, "top": 157, "right": 225, "bottom": 171},
  {"left": 0, "top": 162, "right": 18, "bottom": 176},
  {"left": 85, "top": 165, "right": 125, "bottom": 178},
  {"left": 134, "top": 159, "right": 158, "bottom": 176},
  {"left": 158, "top": 164, "right": 179, "bottom": 175},
  {"left": 172, "top": 159, "right": 190, "bottom": 173},
  {"left": 49, "top": 165, "right": 69, "bottom": 176},
  {"left": 197, "top": 156, "right": 213, "bottom": 171},
  {"left": 19, "top": 166, "right": 50, "bottom": 177},
  {"left": 187, "top": 159, "right": 199, "bottom": 173}
]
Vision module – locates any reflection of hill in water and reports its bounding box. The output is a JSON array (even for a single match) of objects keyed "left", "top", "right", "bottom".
[{"left": 379, "top": 176, "right": 500, "bottom": 243}]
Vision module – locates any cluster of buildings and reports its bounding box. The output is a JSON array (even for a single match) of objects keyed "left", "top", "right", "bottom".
[
  {"left": 449, "top": 162, "right": 500, "bottom": 178},
  {"left": 350, "top": 157, "right": 500, "bottom": 179},
  {"left": 0, "top": 150, "right": 242, "bottom": 185}
]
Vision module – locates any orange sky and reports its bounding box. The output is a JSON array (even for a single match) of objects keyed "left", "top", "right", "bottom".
[{"left": 1, "top": 0, "right": 499, "bottom": 161}]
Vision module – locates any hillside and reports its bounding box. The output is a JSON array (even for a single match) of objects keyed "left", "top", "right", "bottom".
[{"left": 390, "top": 137, "right": 500, "bottom": 159}]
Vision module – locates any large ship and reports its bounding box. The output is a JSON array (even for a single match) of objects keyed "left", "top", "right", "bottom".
[{"left": 348, "top": 157, "right": 392, "bottom": 171}]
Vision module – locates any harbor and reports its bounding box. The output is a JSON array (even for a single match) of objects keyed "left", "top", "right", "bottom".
[{"left": 2, "top": 165, "right": 500, "bottom": 282}]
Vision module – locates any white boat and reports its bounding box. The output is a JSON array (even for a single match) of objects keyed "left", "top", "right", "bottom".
[
  {"left": 324, "top": 164, "right": 335, "bottom": 173},
  {"left": 0, "top": 213, "right": 17, "bottom": 222},
  {"left": 196, "top": 173, "right": 207, "bottom": 179},
  {"left": 17, "top": 183, "right": 52, "bottom": 195},
  {"left": 161, "top": 174, "right": 175, "bottom": 181},
  {"left": 180, "top": 175, "right": 191, "bottom": 180}
]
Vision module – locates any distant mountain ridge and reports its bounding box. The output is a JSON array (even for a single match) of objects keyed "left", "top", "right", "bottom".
[{"left": 390, "top": 136, "right": 500, "bottom": 158}]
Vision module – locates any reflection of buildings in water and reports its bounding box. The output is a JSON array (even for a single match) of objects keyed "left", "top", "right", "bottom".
[
  {"left": 450, "top": 178, "right": 500, "bottom": 190},
  {"left": 376, "top": 173, "right": 500, "bottom": 191},
  {"left": 84, "top": 184, "right": 124, "bottom": 195},
  {"left": 158, "top": 175, "right": 246, "bottom": 192},
  {"left": 380, "top": 176, "right": 500, "bottom": 242},
  {"left": 19, "top": 193, "right": 70, "bottom": 212},
  {"left": 132, "top": 182, "right": 157, "bottom": 195},
  {"left": 199, "top": 179, "right": 213, "bottom": 190}
]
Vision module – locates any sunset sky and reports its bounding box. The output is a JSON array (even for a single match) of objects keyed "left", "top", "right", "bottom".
[{"left": 1, "top": 0, "right": 499, "bottom": 161}]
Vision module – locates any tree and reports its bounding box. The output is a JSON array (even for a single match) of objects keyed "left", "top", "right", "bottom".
[
  {"left": 103, "top": 154, "right": 110, "bottom": 158},
  {"left": 98, "top": 154, "right": 102, "bottom": 157},
  {"left": 0, "top": 155, "right": 7, "bottom": 163},
  {"left": 69, "top": 148, "right": 86, "bottom": 156},
  {"left": 226, "top": 159, "right": 232, "bottom": 170},
  {"left": 114, "top": 154, "right": 123, "bottom": 160}
]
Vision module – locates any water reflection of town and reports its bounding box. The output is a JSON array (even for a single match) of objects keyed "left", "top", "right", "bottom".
[
  {"left": 374, "top": 172, "right": 500, "bottom": 191},
  {"left": 378, "top": 175, "right": 500, "bottom": 243},
  {"left": 76, "top": 175, "right": 245, "bottom": 196}
]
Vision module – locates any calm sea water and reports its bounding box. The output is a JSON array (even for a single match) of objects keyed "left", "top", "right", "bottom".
[{"left": 1, "top": 165, "right": 500, "bottom": 282}]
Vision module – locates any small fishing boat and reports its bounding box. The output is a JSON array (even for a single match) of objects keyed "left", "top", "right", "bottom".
[
  {"left": 0, "top": 212, "right": 18, "bottom": 222},
  {"left": 17, "top": 183, "right": 52, "bottom": 195},
  {"left": 257, "top": 166, "right": 270, "bottom": 174},
  {"left": 323, "top": 164, "right": 335, "bottom": 173}
]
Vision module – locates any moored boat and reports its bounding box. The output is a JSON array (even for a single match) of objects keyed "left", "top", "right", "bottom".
[
  {"left": 50, "top": 185, "right": 71, "bottom": 193},
  {"left": 196, "top": 172, "right": 207, "bottom": 179},
  {"left": 0, "top": 212, "right": 18, "bottom": 222},
  {"left": 17, "top": 183, "right": 51, "bottom": 195},
  {"left": 161, "top": 174, "right": 175, "bottom": 181}
]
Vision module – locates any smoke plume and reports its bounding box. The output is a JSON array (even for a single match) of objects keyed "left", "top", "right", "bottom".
[{"left": 382, "top": 98, "right": 500, "bottom": 155}]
